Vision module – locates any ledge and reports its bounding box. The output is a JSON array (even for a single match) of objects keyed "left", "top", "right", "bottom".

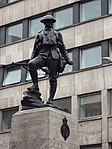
[
  {"left": 107, "top": 115, "right": 112, "bottom": 118},
  {"left": 78, "top": 116, "right": 102, "bottom": 123},
  {"left": 0, "top": 129, "right": 11, "bottom": 134}
]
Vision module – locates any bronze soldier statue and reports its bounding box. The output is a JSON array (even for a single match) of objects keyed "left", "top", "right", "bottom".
[{"left": 22, "top": 15, "right": 73, "bottom": 108}]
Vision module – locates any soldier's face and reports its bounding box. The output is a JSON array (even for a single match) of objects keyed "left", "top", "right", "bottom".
[{"left": 44, "top": 20, "right": 53, "bottom": 28}]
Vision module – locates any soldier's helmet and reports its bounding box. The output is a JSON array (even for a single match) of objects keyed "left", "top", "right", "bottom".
[{"left": 40, "top": 15, "right": 56, "bottom": 23}]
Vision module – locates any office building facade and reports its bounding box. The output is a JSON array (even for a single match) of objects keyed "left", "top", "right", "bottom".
[{"left": 0, "top": 0, "right": 112, "bottom": 148}]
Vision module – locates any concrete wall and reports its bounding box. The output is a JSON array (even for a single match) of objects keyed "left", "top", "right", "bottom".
[
  {"left": 0, "top": 0, "right": 112, "bottom": 149},
  {"left": 0, "top": 0, "right": 80, "bottom": 26},
  {"left": 0, "top": 133, "right": 10, "bottom": 149}
]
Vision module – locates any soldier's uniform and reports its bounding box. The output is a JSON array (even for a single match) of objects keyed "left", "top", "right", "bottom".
[{"left": 28, "top": 15, "right": 72, "bottom": 102}]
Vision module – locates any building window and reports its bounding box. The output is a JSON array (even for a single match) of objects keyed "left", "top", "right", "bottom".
[
  {"left": 26, "top": 71, "right": 31, "bottom": 81},
  {"left": 109, "top": 0, "right": 112, "bottom": 13},
  {"left": 80, "top": 45, "right": 101, "bottom": 69},
  {"left": 0, "top": 1, "right": 3, "bottom": 7},
  {"left": 8, "top": 0, "right": 18, "bottom": 3},
  {"left": 54, "top": 7, "right": 73, "bottom": 29},
  {"left": 63, "top": 52, "right": 73, "bottom": 73},
  {"left": 29, "top": 17, "right": 43, "bottom": 37},
  {"left": 109, "top": 143, "right": 112, "bottom": 149},
  {"left": 0, "top": 0, "right": 19, "bottom": 7},
  {"left": 54, "top": 97, "right": 71, "bottom": 113},
  {"left": 80, "top": 145, "right": 102, "bottom": 149},
  {"left": 1, "top": 107, "right": 19, "bottom": 130},
  {"left": 79, "top": 93, "right": 101, "bottom": 119},
  {"left": 80, "top": 0, "right": 101, "bottom": 22},
  {"left": 6, "top": 23, "right": 23, "bottom": 44},
  {"left": 109, "top": 90, "right": 112, "bottom": 114},
  {"left": 109, "top": 41, "right": 112, "bottom": 60},
  {"left": 26, "top": 69, "right": 45, "bottom": 81},
  {"left": 2, "top": 67, "right": 21, "bottom": 86}
]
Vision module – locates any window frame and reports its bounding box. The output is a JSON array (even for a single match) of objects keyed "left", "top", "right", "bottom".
[
  {"left": 80, "top": 44, "right": 102, "bottom": 69},
  {"left": 28, "top": 14, "right": 46, "bottom": 37},
  {"left": 78, "top": 92, "right": 102, "bottom": 120},
  {"left": 1, "top": 107, "right": 19, "bottom": 131},
  {"left": 109, "top": 40, "right": 112, "bottom": 61},
  {"left": 5, "top": 21, "right": 23, "bottom": 44},
  {"left": 0, "top": 0, "right": 22, "bottom": 8},
  {"left": 101, "top": 0, "right": 108, "bottom": 16},
  {"left": 80, "top": 0, "right": 101, "bottom": 22},
  {"left": 53, "top": 5, "right": 74, "bottom": 30},
  {"left": 53, "top": 96, "right": 71, "bottom": 113},
  {"left": 109, "top": 0, "right": 112, "bottom": 14},
  {"left": 0, "top": 26, "right": 6, "bottom": 46},
  {"left": 2, "top": 65, "right": 22, "bottom": 86},
  {"left": 0, "top": 66, "right": 4, "bottom": 87},
  {"left": 7, "top": 0, "right": 18, "bottom": 4},
  {"left": 109, "top": 89, "right": 112, "bottom": 115}
]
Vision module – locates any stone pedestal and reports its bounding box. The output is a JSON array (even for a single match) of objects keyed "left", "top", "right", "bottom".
[{"left": 10, "top": 107, "right": 78, "bottom": 149}]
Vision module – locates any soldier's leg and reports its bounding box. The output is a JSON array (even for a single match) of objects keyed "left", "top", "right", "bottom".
[
  {"left": 28, "top": 56, "right": 46, "bottom": 90},
  {"left": 48, "top": 59, "right": 59, "bottom": 102}
]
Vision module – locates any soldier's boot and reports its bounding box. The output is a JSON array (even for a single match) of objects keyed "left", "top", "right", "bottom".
[
  {"left": 47, "top": 76, "right": 57, "bottom": 104},
  {"left": 27, "top": 62, "right": 39, "bottom": 91},
  {"left": 48, "top": 85, "right": 57, "bottom": 103},
  {"left": 27, "top": 84, "right": 39, "bottom": 91}
]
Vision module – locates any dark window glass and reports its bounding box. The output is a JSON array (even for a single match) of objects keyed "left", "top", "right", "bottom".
[
  {"left": 109, "top": 42, "right": 112, "bottom": 60},
  {"left": 29, "top": 17, "right": 43, "bottom": 37},
  {"left": 109, "top": 90, "right": 112, "bottom": 114},
  {"left": 80, "top": 0, "right": 101, "bottom": 22},
  {"left": 54, "top": 7, "right": 73, "bottom": 29},
  {"left": 110, "top": 144, "right": 112, "bottom": 149},
  {"left": 79, "top": 93, "right": 101, "bottom": 119},
  {"left": 6, "top": 23, "right": 23, "bottom": 44},
  {"left": 0, "top": 0, "right": 2, "bottom": 6},
  {"left": 54, "top": 97, "right": 71, "bottom": 113},
  {"left": 1, "top": 107, "right": 19, "bottom": 130}
]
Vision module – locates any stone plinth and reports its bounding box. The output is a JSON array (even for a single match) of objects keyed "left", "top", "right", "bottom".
[{"left": 10, "top": 107, "right": 78, "bottom": 149}]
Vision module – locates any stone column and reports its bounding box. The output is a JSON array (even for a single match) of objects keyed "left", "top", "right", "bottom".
[{"left": 10, "top": 107, "right": 78, "bottom": 149}]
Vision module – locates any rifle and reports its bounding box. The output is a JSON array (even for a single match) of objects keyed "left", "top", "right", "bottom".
[{"left": 11, "top": 62, "right": 49, "bottom": 74}]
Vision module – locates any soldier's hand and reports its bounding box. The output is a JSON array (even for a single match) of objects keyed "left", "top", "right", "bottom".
[{"left": 67, "top": 60, "right": 73, "bottom": 65}]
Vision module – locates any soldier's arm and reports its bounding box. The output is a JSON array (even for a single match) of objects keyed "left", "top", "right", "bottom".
[
  {"left": 57, "top": 32, "right": 73, "bottom": 65},
  {"left": 31, "top": 34, "right": 42, "bottom": 60}
]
